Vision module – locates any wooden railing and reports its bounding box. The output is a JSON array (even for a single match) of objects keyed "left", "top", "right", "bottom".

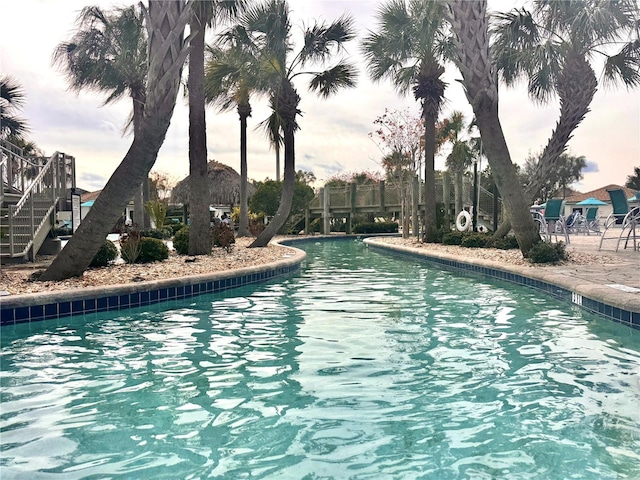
[
  {"left": 308, "top": 177, "right": 503, "bottom": 227},
  {"left": 2, "top": 147, "right": 75, "bottom": 261}
]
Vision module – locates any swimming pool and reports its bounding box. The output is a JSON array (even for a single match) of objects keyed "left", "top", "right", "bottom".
[{"left": 1, "top": 238, "right": 639, "bottom": 479}]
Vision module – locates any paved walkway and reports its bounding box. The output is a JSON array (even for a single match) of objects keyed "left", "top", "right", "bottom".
[{"left": 545, "top": 235, "right": 639, "bottom": 292}]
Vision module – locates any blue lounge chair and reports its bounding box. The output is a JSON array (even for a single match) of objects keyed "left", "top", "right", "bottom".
[
  {"left": 533, "top": 198, "right": 569, "bottom": 244},
  {"left": 583, "top": 207, "right": 600, "bottom": 234},
  {"left": 599, "top": 188, "right": 639, "bottom": 251}
]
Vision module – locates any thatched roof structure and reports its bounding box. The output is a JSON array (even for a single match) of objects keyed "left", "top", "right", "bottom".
[{"left": 171, "top": 160, "right": 255, "bottom": 206}]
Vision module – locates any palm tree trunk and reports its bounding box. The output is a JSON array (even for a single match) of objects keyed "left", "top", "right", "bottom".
[
  {"left": 41, "top": 0, "right": 189, "bottom": 280},
  {"left": 275, "top": 142, "right": 281, "bottom": 182},
  {"left": 237, "top": 103, "right": 251, "bottom": 237},
  {"left": 489, "top": 54, "right": 597, "bottom": 242},
  {"left": 250, "top": 125, "right": 295, "bottom": 247},
  {"left": 132, "top": 92, "right": 150, "bottom": 229},
  {"left": 455, "top": 170, "right": 463, "bottom": 215},
  {"left": 447, "top": 0, "right": 539, "bottom": 254},
  {"left": 423, "top": 113, "right": 438, "bottom": 242},
  {"left": 188, "top": 12, "right": 211, "bottom": 255}
]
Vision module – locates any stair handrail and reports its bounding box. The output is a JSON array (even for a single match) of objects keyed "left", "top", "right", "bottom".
[
  {"left": 1, "top": 139, "right": 49, "bottom": 197},
  {"left": 7, "top": 151, "right": 66, "bottom": 259}
]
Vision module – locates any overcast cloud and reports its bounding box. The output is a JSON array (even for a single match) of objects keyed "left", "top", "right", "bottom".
[{"left": 2, "top": 0, "right": 638, "bottom": 194}]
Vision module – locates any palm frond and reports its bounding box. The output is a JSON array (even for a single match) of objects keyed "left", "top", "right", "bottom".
[
  {"left": 300, "top": 15, "right": 356, "bottom": 65},
  {"left": 0, "top": 76, "right": 26, "bottom": 108},
  {"left": 361, "top": 0, "right": 452, "bottom": 99},
  {"left": 52, "top": 4, "right": 147, "bottom": 109},
  {"left": 393, "top": 65, "right": 420, "bottom": 96},
  {"left": 602, "top": 38, "right": 640, "bottom": 88},
  {"left": 307, "top": 63, "right": 357, "bottom": 98}
]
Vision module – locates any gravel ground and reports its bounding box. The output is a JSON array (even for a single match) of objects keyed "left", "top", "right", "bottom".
[
  {"left": 375, "top": 236, "right": 622, "bottom": 267},
  {"left": 0, "top": 237, "right": 290, "bottom": 295}
]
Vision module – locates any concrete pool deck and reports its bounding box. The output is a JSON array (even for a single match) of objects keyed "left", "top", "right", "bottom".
[{"left": 365, "top": 234, "right": 639, "bottom": 328}]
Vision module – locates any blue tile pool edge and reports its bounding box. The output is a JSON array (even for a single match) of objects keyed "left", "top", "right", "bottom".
[
  {"left": 0, "top": 243, "right": 306, "bottom": 326},
  {"left": 363, "top": 238, "right": 640, "bottom": 330}
]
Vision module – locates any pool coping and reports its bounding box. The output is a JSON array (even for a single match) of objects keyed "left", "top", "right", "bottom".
[
  {"left": 364, "top": 237, "right": 640, "bottom": 329},
  {"left": 0, "top": 241, "right": 306, "bottom": 326}
]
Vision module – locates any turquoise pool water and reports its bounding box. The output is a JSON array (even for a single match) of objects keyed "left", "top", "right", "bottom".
[{"left": 1, "top": 239, "right": 639, "bottom": 479}]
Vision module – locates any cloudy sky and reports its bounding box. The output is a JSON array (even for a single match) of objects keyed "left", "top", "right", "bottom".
[{"left": 2, "top": 0, "right": 638, "bottom": 194}]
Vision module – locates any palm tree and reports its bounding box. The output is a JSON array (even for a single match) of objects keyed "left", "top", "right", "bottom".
[
  {"left": 224, "top": 0, "right": 357, "bottom": 248},
  {"left": 490, "top": 0, "right": 640, "bottom": 238},
  {"left": 42, "top": 0, "right": 191, "bottom": 281},
  {"left": 187, "top": 0, "right": 246, "bottom": 255},
  {"left": 205, "top": 41, "right": 265, "bottom": 237},
  {"left": 361, "top": 0, "right": 455, "bottom": 242},
  {"left": 441, "top": 111, "right": 475, "bottom": 217},
  {"left": 0, "top": 76, "right": 28, "bottom": 139},
  {"left": 447, "top": 0, "right": 539, "bottom": 254},
  {"left": 52, "top": 5, "right": 150, "bottom": 228}
]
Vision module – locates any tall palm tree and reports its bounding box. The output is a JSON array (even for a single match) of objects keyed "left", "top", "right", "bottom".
[
  {"left": 52, "top": 5, "right": 150, "bottom": 227},
  {"left": 205, "top": 41, "right": 265, "bottom": 237},
  {"left": 224, "top": 0, "right": 357, "bottom": 248},
  {"left": 0, "top": 76, "right": 28, "bottom": 139},
  {"left": 187, "top": 0, "right": 246, "bottom": 255},
  {"left": 446, "top": 0, "right": 539, "bottom": 254},
  {"left": 361, "top": 0, "right": 455, "bottom": 242},
  {"left": 441, "top": 111, "right": 475, "bottom": 217},
  {"left": 42, "top": 0, "right": 191, "bottom": 281},
  {"left": 490, "top": 0, "right": 640, "bottom": 238}
]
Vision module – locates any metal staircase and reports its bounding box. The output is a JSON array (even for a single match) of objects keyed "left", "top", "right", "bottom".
[{"left": 1, "top": 139, "right": 75, "bottom": 264}]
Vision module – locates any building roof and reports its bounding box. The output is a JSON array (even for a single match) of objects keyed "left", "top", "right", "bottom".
[
  {"left": 81, "top": 190, "right": 102, "bottom": 202},
  {"left": 565, "top": 184, "right": 636, "bottom": 203}
]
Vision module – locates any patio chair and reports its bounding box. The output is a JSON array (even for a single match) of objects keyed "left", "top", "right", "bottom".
[
  {"left": 599, "top": 188, "right": 640, "bottom": 251},
  {"left": 534, "top": 198, "right": 569, "bottom": 244},
  {"left": 574, "top": 207, "right": 601, "bottom": 235},
  {"left": 584, "top": 207, "right": 601, "bottom": 234}
]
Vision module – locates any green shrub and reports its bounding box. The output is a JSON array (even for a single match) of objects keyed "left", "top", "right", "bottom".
[
  {"left": 492, "top": 235, "right": 519, "bottom": 250},
  {"left": 430, "top": 227, "right": 450, "bottom": 244},
  {"left": 353, "top": 221, "right": 398, "bottom": 234},
  {"left": 173, "top": 226, "right": 190, "bottom": 255},
  {"left": 141, "top": 228, "right": 172, "bottom": 240},
  {"left": 90, "top": 239, "right": 118, "bottom": 267},
  {"left": 442, "top": 230, "right": 464, "bottom": 245},
  {"left": 461, "top": 232, "right": 490, "bottom": 248},
  {"left": 167, "top": 222, "right": 185, "bottom": 235},
  {"left": 135, "top": 237, "right": 169, "bottom": 263},
  {"left": 527, "top": 241, "right": 568, "bottom": 264},
  {"left": 212, "top": 223, "right": 235, "bottom": 252}
]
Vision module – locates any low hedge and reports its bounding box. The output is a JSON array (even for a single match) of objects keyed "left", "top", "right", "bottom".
[
  {"left": 90, "top": 239, "right": 118, "bottom": 267},
  {"left": 353, "top": 222, "right": 398, "bottom": 234}
]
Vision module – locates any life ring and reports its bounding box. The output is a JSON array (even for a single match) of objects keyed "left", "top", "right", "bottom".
[{"left": 456, "top": 210, "right": 472, "bottom": 232}]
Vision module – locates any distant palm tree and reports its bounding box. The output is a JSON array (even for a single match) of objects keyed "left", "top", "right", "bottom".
[
  {"left": 440, "top": 111, "right": 475, "bottom": 217},
  {"left": 0, "top": 76, "right": 28, "bottom": 139},
  {"left": 224, "top": 0, "right": 357, "bottom": 248},
  {"left": 361, "top": 0, "right": 455, "bottom": 242},
  {"left": 42, "top": 0, "right": 190, "bottom": 281},
  {"left": 205, "top": 40, "right": 265, "bottom": 237},
  {"left": 52, "top": 5, "right": 150, "bottom": 227},
  {"left": 493, "top": 0, "right": 640, "bottom": 206},
  {"left": 447, "top": 0, "right": 540, "bottom": 254},
  {"left": 187, "top": 0, "right": 246, "bottom": 254}
]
